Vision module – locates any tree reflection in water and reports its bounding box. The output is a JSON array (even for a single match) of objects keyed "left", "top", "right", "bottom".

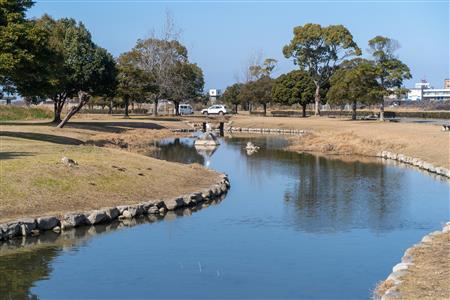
[{"left": 227, "top": 135, "right": 406, "bottom": 233}]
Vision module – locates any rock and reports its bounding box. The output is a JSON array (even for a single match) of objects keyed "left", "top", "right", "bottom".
[
  {"left": 190, "top": 192, "right": 204, "bottom": 205},
  {"left": 148, "top": 206, "right": 159, "bottom": 214},
  {"left": 31, "top": 229, "right": 40, "bottom": 236},
  {"left": 158, "top": 207, "right": 167, "bottom": 214},
  {"left": 52, "top": 226, "right": 61, "bottom": 233},
  {"left": 421, "top": 235, "right": 433, "bottom": 243},
  {"left": 392, "top": 262, "right": 412, "bottom": 273},
  {"left": 0, "top": 222, "right": 21, "bottom": 239},
  {"left": 37, "top": 216, "right": 60, "bottom": 231},
  {"left": 62, "top": 213, "right": 87, "bottom": 229},
  {"left": 117, "top": 205, "right": 129, "bottom": 214},
  {"left": 61, "top": 156, "right": 78, "bottom": 167},
  {"left": 86, "top": 210, "right": 108, "bottom": 225},
  {"left": 19, "top": 219, "right": 36, "bottom": 236},
  {"left": 105, "top": 207, "right": 120, "bottom": 220},
  {"left": 164, "top": 197, "right": 186, "bottom": 210}
]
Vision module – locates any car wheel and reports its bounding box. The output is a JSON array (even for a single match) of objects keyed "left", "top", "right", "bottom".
[
  {"left": 219, "top": 111, "right": 224, "bottom": 116},
  {"left": 203, "top": 111, "right": 208, "bottom": 115}
]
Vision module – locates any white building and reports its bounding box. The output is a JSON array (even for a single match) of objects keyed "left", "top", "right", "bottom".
[
  {"left": 208, "top": 89, "right": 221, "bottom": 103},
  {"left": 407, "top": 80, "right": 450, "bottom": 101}
]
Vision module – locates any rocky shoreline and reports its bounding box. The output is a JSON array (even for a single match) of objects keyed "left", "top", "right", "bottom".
[
  {"left": 374, "top": 222, "right": 450, "bottom": 300},
  {"left": 0, "top": 174, "right": 230, "bottom": 243},
  {"left": 376, "top": 151, "right": 450, "bottom": 178}
]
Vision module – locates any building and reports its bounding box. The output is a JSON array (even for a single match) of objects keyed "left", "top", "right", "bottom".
[
  {"left": 445, "top": 79, "right": 450, "bottom": 89},
  {"left": 422, "top": 89, "right": 450, "bottom": 101},
  {"left": 407, "top": 80, "right": 450, "bottom": 101},
  {"left": 208, "top": 89, "right": 221, "bottom": 103}
]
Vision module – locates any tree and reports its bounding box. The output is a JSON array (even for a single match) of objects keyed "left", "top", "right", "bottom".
[
  {"left": 272, "top": 70, "right": 315, "bottom": 117},
  {"left": 133, "top": 38, "right": 188, "bottom": 116},
  {"left": 368, "top": 36, "right": 411, "bottom": 120},
  {"left": 221, "top": 83, "right": 243, "bottom": 113},
  {"left": 249, "top": 58, "right": 278, "bottom": 79},
  {"left": 327, "top": 58, "right": 382, "bottom": 120},
  {"left": 169, "top": 61, "right": 204, "bottom": 115},
  {"left": 56, "top": 26, "right": 117, "bottom": 128},
  {"left": 0, "top": 0, "right": 35, "bottom": 83},
  {"left": 238, "top": 76, "right": 274, "bottom": 115},
  {"left": 283, "top": 23, "right": 361, "bottom": 116},
  {"left": 117, "top": 49, "right": 155, "bottom": 118}
]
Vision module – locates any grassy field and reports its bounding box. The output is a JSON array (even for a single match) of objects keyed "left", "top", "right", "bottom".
[
  {"left": 0, "top": 118, "right": 217, "bottom": 223},
  {"left": 0, "top": 106, "right": 53, "bottom": 121}
]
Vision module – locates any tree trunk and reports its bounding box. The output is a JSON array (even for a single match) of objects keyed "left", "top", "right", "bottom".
[
  {"left": 124, "top": 97, "right": 129, "bottom": 118},
  {"left": 57, "top": 91, "right": 90, "bottom": 128},
  {"left": 263, "top": 103, "right": 267, "bottom": 116},
  {"left": 234, "top": 104, "right": 238, "bottom": 114},
  {"left": 52, "top": 95, "right": 65, "bottom": 123},
  {"left": 109, "top": 98, "right": 113, "bottom": 114},
  {"left": 379, "top": 101, "right": 385, "bottom": 121},
  {"left": 302, "top": 104, "right": 306, "bottom": 117},
  {"left": 174, "top": 100, "right": 180, "bottom": 115},
  {"left": 351, "top": 100, "right": 357, "bottom": 120},
  {"left": 153, "top": 100, "right": 158, "bottom": 116},
  {"left": 314, "top": 84, "right": 321, "bottom": 116}
]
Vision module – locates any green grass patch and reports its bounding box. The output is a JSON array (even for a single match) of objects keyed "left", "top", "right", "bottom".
[{"left": 0, "top": 105, "right": 53, "bottom": 121}]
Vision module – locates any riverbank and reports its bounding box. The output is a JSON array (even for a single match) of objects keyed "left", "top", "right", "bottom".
[
  {"left": 0, "top": 118, "right": 222, "bottom": 227},
  {"left": 229, "top": 115, "right": 449, "bottom": 170},
  {"left": 375, "top": 223, "right": 450, "bottom": 300}
]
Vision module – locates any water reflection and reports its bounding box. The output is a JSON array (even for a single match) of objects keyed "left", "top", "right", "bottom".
[
  {"left": 0, "top": 197, "right": 225, "bottom": 298},
  {"left": 1, "top": 135, "right": 447, "bottom": 299}
]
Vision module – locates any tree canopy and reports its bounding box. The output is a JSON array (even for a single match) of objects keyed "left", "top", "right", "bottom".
[
  {"left": 272, "top": 70, "right": 315, "bottom": 117},
  {"left": 283, "top": 23, "right": 361, "bottom": 115},
  {"left": 222, "top": 83, "right": 243, "bottom": 113},
  {"left": 238, "top": 76, "right": 274, "bottom": 115},
  {"left": 327, "top": 58, "right": 382, "bottom": 120},
  {"left": 368, "top": 35, "right": 411, "bottom": 120}
]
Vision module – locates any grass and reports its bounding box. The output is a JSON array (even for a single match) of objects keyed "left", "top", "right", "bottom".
[
  {"left": 0, "top": 106, "right": 53, "bottom": 121},
  {"left": 0, "top": 124, "right": 219, "bottom": 223}
]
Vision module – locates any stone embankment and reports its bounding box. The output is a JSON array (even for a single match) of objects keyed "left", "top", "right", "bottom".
[
  {"left": 228, "top": 127, "right": 305, "bottom": 135},
  {"left": 0, "top": 174, "right": 230, "bottom": 243},
  {"left": 374, "top": 222, "right": 450, "bottom": 300},
  {"left": 376, "top": 151, "right": 450, "bottom": 178}
]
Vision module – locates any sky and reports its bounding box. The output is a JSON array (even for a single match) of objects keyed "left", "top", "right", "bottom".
[{"left": 28, "top": 0, "right": 449, "bottom": 91}]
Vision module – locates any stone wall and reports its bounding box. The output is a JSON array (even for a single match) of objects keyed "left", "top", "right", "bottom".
[{"left": 0, "top": 174, "right": 230, "bottom": 243}]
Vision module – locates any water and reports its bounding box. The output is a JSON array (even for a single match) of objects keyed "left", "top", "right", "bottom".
[{"left": 1, "top": 136, "right": 448, "bottom": 299}]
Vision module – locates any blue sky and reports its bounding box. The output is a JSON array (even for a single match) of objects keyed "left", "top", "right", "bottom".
[{"left": 28, "top": 0, "right": 449, "bottom": 91}]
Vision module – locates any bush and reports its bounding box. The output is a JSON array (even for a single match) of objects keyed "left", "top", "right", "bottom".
[{"left": 0, "top": 105, "right": 53, "bottom": 121}]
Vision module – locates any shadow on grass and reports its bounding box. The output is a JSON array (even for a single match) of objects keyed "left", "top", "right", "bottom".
[
  {"left": 0, "top": 131, "right": 83, "bottom": 145},
  {"left": 64, "top": 121, "right": 166, "bottom": 133},
  {"left": 0, "top": 151, "right": 36, "bottom": 160}
]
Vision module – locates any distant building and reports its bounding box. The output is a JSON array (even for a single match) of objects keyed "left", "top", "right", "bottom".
[
  {"left": 208, "top": 89, "right": 221, "bottom": 103},
  {"left": 422, "top": 89, "right": 450, "bottom": 101},
  {"left": 407, "top": 80, "right": 450, "bottom": 101},
  {"left": 445, "top": 79, "right": 450, "bottom": 89}
]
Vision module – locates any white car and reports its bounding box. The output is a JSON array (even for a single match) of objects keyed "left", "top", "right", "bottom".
[
  {"left": 178, "top": 104, "right": 194, "bottom": 115},
  {"left": 201, "top": 105, "right": 227, "bottom": 115}
]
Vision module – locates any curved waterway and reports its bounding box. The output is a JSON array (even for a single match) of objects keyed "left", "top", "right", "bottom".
[{"left": 1, "top": 136, "right": 448, "bottom": 299}]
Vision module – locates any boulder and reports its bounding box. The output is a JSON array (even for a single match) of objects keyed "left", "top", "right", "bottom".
[
  {"left": 164, "top": 197, "right": 186, "bottom": 210},
  {"left": 19, "top": 219, "right": 36, "bottom": 236},
  {"left": 148, "top": 206, "right": 159, "bottom": 214},
  {"left": 87, "top": 210, "right": 108, "bottom": 225},
  {"left": 61, "top": 156, "right": 78, "bottom": 167},
  {"left": 62, "top": 213, "right": 87, "bottom": 229},
  {"left": 105, "top": 207, "right": 120, "bottom": 220},
  {"left": 1, "top": 222, "right": 21, "bottom": 239},
  {"left": 37, "top": 216, "right": 60, "bottom": 231}
]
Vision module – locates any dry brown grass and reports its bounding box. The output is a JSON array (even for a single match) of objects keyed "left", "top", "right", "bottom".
[
  {"left": 231, "top": 115, "right": 450, "bottom": 169},
  {"left": 0, "top": 118, "right": 216, "bottom": 223},
  {"left": 395, "top": 232, "right": 450, "bottom": 300}
]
